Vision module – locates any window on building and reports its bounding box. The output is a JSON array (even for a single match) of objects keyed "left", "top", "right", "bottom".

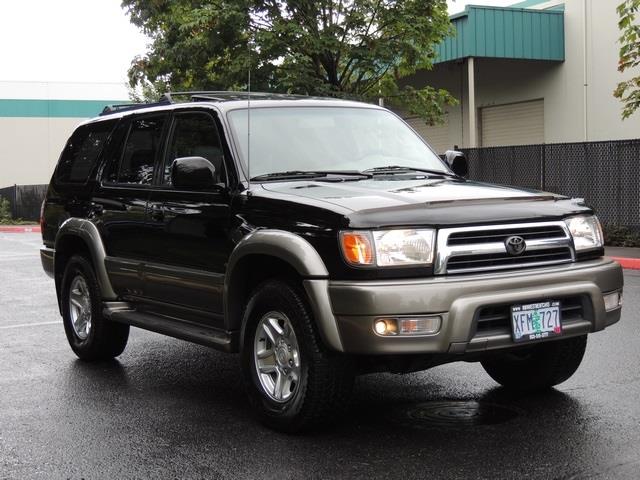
[
  {"left": 163, "top": 112, "right": 225, "bottom": 185},
  {"left": 56, "top": 121, "right": 116, "bottom": 183},
  {"left": 105, "top": 115, "right": 167, "bottom": 185}
]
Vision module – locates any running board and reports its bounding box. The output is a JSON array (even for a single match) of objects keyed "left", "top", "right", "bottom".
[{"left": 103, "top": 302, "right": 238, "bottom": 352}]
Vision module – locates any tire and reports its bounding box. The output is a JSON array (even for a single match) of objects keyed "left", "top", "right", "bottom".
[
  {"left": 241, "top": 279, "right": 354, "bottom": 433},
  {"left": 481, "top": 335, "right": 587, "bottom": 391},
  {"left": 61, "top": 254, "right": 129, "bottom": 361}
]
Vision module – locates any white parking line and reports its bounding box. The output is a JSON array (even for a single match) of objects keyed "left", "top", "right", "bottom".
[{"left": 0, "top": 321, "right": 61, "bottom": 329}]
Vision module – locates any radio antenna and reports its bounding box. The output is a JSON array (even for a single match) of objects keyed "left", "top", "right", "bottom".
[{"left": 246, "top": 34, "right": 252, "bottom": 192}]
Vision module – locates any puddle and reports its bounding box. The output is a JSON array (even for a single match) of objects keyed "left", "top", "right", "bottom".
[{"left": 397, "top": 400, "right": 522, "bottom": 428}]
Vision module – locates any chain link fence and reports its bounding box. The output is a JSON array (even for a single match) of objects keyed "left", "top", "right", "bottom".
[
  {"left": 0, "top": 184, "right": 48, "bottom": 221},
  {"left": 2, "top": 138, "right": 638, "bottom": 226},
  {"left": 462, "top": 139, "right": 640, "bottom": 228}
]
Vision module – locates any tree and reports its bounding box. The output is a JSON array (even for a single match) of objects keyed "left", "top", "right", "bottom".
[
  {"left": 122, "top": 0, "right": 456, "bottom": 124},
  {"left": 615, "top": 0, "right": 640, "bottom": 119}
]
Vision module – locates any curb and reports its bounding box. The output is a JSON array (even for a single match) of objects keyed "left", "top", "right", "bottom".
[
  {"left": 609, "top": 256, "right": 640, "bottom": 270},
  {"left": 0, "top": 225, "right": 41, "bottom": 233}
]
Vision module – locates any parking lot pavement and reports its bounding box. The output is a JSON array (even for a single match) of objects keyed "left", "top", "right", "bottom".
[{"left": 1, "top": 233, "right": 639, "bottom": 479}]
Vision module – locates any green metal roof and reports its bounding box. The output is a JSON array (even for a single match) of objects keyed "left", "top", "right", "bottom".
[
  {"left": 435, "top": 5, "right": 565, "bottom": 64},
  {"left": 511, "top": 0, "right": 565, "bottom": 10}
]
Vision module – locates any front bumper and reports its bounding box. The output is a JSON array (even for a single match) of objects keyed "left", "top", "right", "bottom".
[{"left": 314, "top": 258, "right": 622, "bottom": 354}]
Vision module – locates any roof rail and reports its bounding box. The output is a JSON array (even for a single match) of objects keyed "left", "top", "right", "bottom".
[
  {"left": 161, "top": 91, "right": 310, "bottom": 103},
  {"left": 99, "top": 90, "right": 316, "bottom": 116},
  {"left": 99, "top": 99, "right": 171, "bottom": 116}
]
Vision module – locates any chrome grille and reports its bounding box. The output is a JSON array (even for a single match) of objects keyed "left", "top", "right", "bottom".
[
  {"left": 447, "top": 225, "right": 566, "bottom": 245},
  {"left": 435, "top": 221, "right": 575, "bottom": 275}
]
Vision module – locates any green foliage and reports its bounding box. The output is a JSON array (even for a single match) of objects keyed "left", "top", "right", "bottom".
[
  {"left": 603, "top": 223, "right": 640, "bottom": 247},
  {"left": 122, "top": 0, "right": 457, "bottom": 123},
  {"left": 615, "top": 0, "right": 640, "bottom": 119},
  {"left": 0, "top": 196, "right": 11, "bottom": 224}
]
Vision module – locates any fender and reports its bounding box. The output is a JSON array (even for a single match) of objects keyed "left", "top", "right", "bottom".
[
  {"left": 55, "top": 218, "right": 117, "bottom": 300},
  {"left": 224, "top": 229, "right": 344, "bottom": 351}
]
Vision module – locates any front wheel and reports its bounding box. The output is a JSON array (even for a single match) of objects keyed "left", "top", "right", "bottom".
[
  {"left": 241, "top": 279, "right": 354, "bottom": 432},
  {"left": 481, "top": 335, "right": 587, "bottom": 391}
]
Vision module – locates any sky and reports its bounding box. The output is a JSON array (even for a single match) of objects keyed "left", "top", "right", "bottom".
[{"left": 0, "top": 0, "right": 516, "bottom": 88}]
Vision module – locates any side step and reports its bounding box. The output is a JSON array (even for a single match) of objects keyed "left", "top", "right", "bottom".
[{"left": 103, "top": 302, "right": 238, "bottom": 352}]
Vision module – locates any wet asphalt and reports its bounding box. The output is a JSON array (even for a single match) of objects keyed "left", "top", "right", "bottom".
[{"left": 1, "top": 233, "right": 639, "bottom": 480}]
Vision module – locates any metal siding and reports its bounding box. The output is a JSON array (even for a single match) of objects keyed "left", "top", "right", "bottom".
[
  {"left": 435, "top": 6, "right": 564, "bottom": 63},
  {"left": 480, "top": 100, "right": 544, "bottom": 147}
]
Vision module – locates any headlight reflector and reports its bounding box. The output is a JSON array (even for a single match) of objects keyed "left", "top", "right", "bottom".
[
  {"left": 564, "top": 215, "right": 603, "bottom": 251},
  {"left": 373, "top": 229, "right": 435, "bottom": 266},
  {"left": 340, "top": 229, "right": 435, "bottom": 267}
]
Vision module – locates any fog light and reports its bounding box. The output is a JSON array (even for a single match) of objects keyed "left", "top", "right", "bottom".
[
  {"left": 374, "top": 318, "right": 398, "bottom": 335},
  {"left": 374, "top": 316, "right": 441, "bottom": 336},
  {"left": 603, "top": 291, "right": 622, "bottom": 312}
]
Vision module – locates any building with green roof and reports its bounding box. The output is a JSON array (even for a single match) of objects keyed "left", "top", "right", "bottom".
[{"left": 401, "top": 0, "right": 640, "bottom": 153}]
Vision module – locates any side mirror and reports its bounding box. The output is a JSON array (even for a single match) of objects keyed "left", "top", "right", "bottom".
[
  {"left": 171, "top": 156, "right": 217, "bottom": 190},
  {"left": 444, "top": 150, "right": 468, "bottom": 178}
]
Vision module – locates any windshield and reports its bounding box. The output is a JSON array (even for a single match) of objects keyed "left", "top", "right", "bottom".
[{"left": 227, "top": 107, "right": 448, "bottom": 179}]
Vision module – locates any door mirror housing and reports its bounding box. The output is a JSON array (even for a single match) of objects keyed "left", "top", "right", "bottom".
[
  {"left": 444, "top": 150, "right": 469, "bottom": 178},
  {"left": 171, "top": 156, "right": 217, "bottom": 190}
]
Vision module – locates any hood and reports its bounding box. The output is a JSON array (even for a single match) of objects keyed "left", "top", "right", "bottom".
[{"left": 259, "top": 177, "right": 592, "bottom": 228}]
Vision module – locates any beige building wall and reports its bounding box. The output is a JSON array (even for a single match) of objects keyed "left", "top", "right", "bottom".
[
  {"left": 0, "top": 81, "right": 128, "bottom": 186},
  {"left": 406, "top": 0, "right": 640, "bottom": 149},
  {"left": 0, "top": 117, "right": 83, "bottom": 186}
]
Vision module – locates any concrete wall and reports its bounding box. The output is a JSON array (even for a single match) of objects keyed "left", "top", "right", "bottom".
[{"left": 406, "top": 0, "right": 640, "bottom": 148}]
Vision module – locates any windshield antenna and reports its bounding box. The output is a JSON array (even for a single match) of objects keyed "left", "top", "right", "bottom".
[{"left": 246, "top": 34, "right": 252, "bottom": 193}]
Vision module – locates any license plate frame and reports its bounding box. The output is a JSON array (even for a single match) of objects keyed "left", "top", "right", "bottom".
[{"left": 511, "top": 301, "right": 562, "bottom": 343}]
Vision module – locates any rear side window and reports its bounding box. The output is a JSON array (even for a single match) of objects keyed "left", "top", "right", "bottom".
[
  {"left": 56, "top": 121, "right": 115, "bottom": 183},
  {"left": 105, "top": 115, "right": 167, "bottom": 185}
]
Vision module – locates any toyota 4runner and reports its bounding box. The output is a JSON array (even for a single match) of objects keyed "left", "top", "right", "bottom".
[{"left": 40, "top": 92, "right": 623, "bottom": 432}]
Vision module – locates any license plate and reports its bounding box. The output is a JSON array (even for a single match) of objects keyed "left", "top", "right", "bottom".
[{"left": 511, "top": 301, "right": 562, "bottom": 343}]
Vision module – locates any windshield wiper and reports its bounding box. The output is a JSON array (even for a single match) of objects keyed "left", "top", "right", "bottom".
[
  {"left": 251, "top": 170, "right": 372, "bottom": 182},
  {"left": 250, "top": 171, "right": 329, "bottom": 181},
  {"left": 364, "top": 165, "right": 455, "bottom": 177}
]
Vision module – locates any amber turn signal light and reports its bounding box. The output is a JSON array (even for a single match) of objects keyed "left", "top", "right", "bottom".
[{"left": 340, "top": 231, "right": 374, "bottom": 265}]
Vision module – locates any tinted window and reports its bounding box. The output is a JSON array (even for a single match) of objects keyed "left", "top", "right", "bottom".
[
  {"left": 106, "top": 115, "right": 166, "bottom": 185},
  {"left": 164, "top": 112, "right": 224, "bottom": 185},
  {"left": 56, "top": 121, "right": 115, "bottom": 183}
]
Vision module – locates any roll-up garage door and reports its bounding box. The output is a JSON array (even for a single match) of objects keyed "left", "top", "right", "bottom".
[
  {"left": 402, "top": 115, "right": 450, "bottom": 154},
  {"left": 480, "top": 99, "right": 544, "bottom": 147}
]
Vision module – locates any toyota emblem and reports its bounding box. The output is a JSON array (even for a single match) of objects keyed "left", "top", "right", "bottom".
[{"left": 505, "top": 236, "right": 526, "bottom": 256}]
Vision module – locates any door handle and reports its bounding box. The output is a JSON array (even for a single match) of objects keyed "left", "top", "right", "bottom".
[{"left": 150, "top": 205, "right": 164, "bottom": 221}]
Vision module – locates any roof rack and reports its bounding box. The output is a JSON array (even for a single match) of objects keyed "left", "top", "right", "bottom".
[
  {"left": 99, "top": 99, "right": 171, "bottom": 116},
  {"left": 99, "top": 90, "right": 314, "bottom": 116},
  {"left": 160, "top": 91, "right": 309, "bottom": 103}
]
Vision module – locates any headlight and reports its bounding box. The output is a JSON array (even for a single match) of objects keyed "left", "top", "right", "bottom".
[
  {"left": 564, "top": 215, "right": 603, "bottom": 251},
  {"left": 340, "top": 229, "right": 435, "bottom": 267}
]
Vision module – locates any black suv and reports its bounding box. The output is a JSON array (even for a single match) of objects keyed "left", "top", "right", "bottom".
[{"left": 41, "top": 92, "right": 623, "bottom": 432}]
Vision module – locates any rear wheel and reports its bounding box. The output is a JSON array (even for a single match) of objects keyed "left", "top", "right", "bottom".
[
  {"left": 61, "top": 255, "right": 129, "bottom": 360},
  {"left": 481, "top": 335, "right": 587, "bottom": 391},
  {"left": 241, "top": 279, "right": 354, "bottom": 432}
]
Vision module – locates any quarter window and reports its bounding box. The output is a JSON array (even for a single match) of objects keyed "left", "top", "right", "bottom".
[
  {"left": 56, "top": 121, "right": 115, "bottom": 183},
  {"left": 164, "top": 112, "right": 224, "bottom": 185},
  {"left": 105, "top": 115, "right": 167, "bottom": 185}
]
